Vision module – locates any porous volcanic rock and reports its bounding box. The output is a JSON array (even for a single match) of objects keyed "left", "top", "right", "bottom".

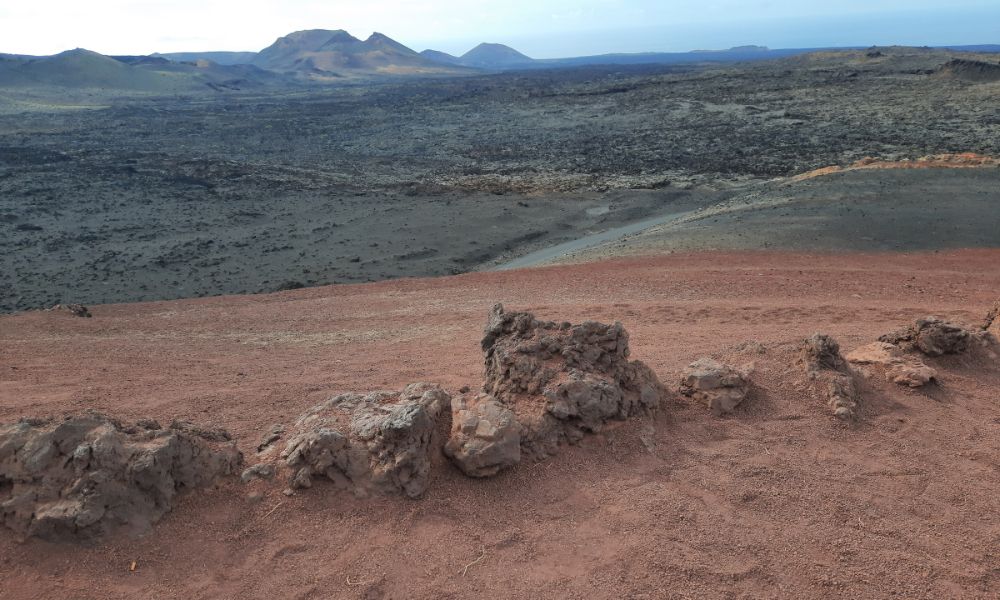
[
  {"left": 800, "top": 333, "right": 847, "bottom": 373},
  {"left": 985, "top": 302, "right": 999, "bottom": 337},
  {"left": 846, "top": 342, "right": 937, "bottom": 388},
  {"left": 679, "top": 358, "right": 750, "bottom": 416},
  {"left": 799, "top": 333, "right": 859, "bottom": 420},
  {"left": 444, "top": 393, "right": 520, "bottom": 477},
  {"left": 280, "top": 383, "right": 449, "bottom": 498},
  {"left": 481, "top": 304, "right": 664, "bottom": 457},
  {"left": 0, "top": 413, "right": 241, "bottom": 541},
  {"left": 879, "top": 317, "right": 971, "bottom": 357}
]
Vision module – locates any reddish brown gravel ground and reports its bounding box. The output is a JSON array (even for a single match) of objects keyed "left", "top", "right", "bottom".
[{"left": 2, "top": 250, "right": 999, "bottom": 599}]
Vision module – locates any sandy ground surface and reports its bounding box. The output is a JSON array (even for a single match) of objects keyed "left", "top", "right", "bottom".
[{"left": 2, "top": 250, "right": 999, "bottom": 599}]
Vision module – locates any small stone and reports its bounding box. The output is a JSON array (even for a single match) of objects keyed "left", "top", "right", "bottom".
[
  {"left": 445, "top": 394, "right": 520, "bottom": 477},
  {"left": 679, "top": 358, "right": 750, "bottom": 416},
  {"left": 241, "top": 463, "right": 276, "bottom": 483}
]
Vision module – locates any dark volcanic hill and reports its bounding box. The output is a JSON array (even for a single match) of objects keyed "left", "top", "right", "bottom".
[
  {"left": 420, "top": 42, "right": 535, "bottom": 70},
  {"left": 459, "top": 43, "right": 535, "bottom": 69},
  {"left": 419, "top": 49, "right": 462, "bottom": 66},
  {"left": 0, "top": 49, "right": 176, "bottom": 90},
  {"left": 0, "top": 48, "right": 285, "bottom": 92},
  {"left": 251, "top": 29, "right": 462, "bottom": 77}
]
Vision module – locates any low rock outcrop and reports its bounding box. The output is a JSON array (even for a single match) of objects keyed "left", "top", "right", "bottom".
[
  {"left": 799, "top": 333, "right": 859, "bottom": 420},
  {"left": 846, "top": 342, "right": 937, "bottom": 388},
  {"left": 280, "top": 383, "right": 449, "bottom": 498},
  {"left": 481, "top": 304, "right": 665, "bottom": 458},
  {"left": 444, "top": 394, "right": 520, "bottom": 477},
  {"left": 879, "top": 317, "right": 971, "bottom": 357},
  {"left": 48, "top": 303, "right": 91, "bottom": 318},
  {"left": 0, "top": 413, "right": 241, "bottom": 540},
  {"left": 680, "top": 358, "right": 750, "bottom": 416}
]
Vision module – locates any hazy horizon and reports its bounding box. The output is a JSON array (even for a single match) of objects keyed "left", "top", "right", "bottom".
[{"left": 1, "top": 1, "right": 998, "bottom": 58}]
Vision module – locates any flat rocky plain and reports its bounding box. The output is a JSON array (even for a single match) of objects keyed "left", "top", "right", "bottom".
[{"left": 3, "top": 47, "right": 1000, "bottom": 311}]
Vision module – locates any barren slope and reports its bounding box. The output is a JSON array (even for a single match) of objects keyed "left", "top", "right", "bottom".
[{"left": 1, "top": 250, "right": 998, "bottom": 599}]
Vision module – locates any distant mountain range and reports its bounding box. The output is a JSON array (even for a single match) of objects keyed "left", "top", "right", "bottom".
[
  {"left": 2, "top": 29, "right": 999, "bottom": 93},
  {"left": 0, "top": 48, "right": 284, "bottom": 92}
]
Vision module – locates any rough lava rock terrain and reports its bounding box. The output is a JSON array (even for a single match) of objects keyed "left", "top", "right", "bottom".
[
  {"left": 679, "top": 358, "right": 751, "bottom": 416},
  {"left": 0, "top": 413, "right": 241, "bottom": 541},
  {"left": 480, "top": 304, "right": 665, "bottom": 458},
  {"left": 280, "top": 383, "right": 450, "bottom": 498}
]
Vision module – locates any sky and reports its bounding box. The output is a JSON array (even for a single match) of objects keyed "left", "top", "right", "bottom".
[{"left": 1, "top": 0, "right": 998, "bottom": 58}]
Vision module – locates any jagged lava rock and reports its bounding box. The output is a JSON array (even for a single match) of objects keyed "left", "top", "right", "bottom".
[
  {"left": 445, "top": 393, "right": 520, "bottom": 477},
  {"left": 481, "top": 304, "right": 664, "bottom": 457},
  {"left": 879, "top": 317, "right": 971, "bottom": 357},
  {"left": 800, "top": 333, "right": 847, "bottom": 373},
  {"left": 680, "top": 358, "right": 750, "bottom": 416},
  {"left": 281, "top": 383, "right": 449, "bottom": 498},
  {"left": 0, "top": 413, "right": 241, "bottom": 541},
  {"left": 799, "top": 333, "right": 859, "bottom": 420},
  {"left": 846, "top": 342, "right": 937, "bottom": 388}
]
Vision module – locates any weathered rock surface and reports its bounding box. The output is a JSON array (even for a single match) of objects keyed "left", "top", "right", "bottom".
[
  {"left": 0, "top": 413, "right": 241, "bottom": 540},
  {"left": 846, "top": 342, "right": 937, "bottom": 388},
  {"left": 799, "top": 333, "right": 859, "bottom": 420},
  {"left": 444, "top": 394, "right": 520, "bottom": 477},
  {"left": 680, "top": 358, "right": 750, "bottom": 416},
  {"left": 879, "top": 317, "right": 971, "bottom": 357},
  {"left": 985, "top": 302, "right": 1000, "bottom": 337},
  {"left": 481, "top": 304, "right": 664, "bottom": 457},
  {"left": 280, "top": 383, "right": 449, "bottom": 498},
  {"left": 800, "top": 333, "right": 847, "bottom": 373}
]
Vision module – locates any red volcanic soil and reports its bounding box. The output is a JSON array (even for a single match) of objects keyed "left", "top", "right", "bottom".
[{"left": 2, "top": 250, "right": 999, "bottom": 599}]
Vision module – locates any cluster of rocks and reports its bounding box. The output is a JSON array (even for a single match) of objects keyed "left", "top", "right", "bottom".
[
  {"left": 0, "top": 413, "right": 241, "bottom": 540},
  {"left": 259, "top": 305, "right": 667, "bottom": 488},
  {"left": 846, "top": 342, "right": 937, "bottom": 388},
  {"left": 845, "top": 315, "right": 996, "bottom": 389},
  {"left": 5, "top": 303, "right": 996, "bottom": 541}
]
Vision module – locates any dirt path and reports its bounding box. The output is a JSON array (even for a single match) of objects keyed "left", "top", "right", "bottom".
[{"left": 2, "top": 250, "right": 999, "bottom": 599}]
